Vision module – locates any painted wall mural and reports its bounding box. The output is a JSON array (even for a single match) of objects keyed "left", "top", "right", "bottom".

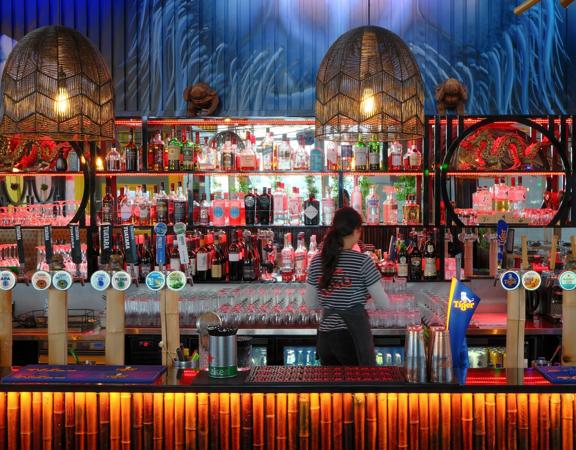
[{"left": 0, "top": 0, "right": 574, "bottom": 117}]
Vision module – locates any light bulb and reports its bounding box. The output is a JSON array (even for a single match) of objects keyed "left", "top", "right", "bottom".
[
  {"left": 95, "top": 156, "right": 104, "bottom": 171},
  {"left": 54, "top": 87, "right": 70, "bottom": 115},
  {"left": 360, "top": 88, "right": 375, "bottom": 115}
]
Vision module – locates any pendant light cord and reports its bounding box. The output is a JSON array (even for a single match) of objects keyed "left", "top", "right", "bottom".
[{"left": 368, "top": 0, "right": 371, "bottom": 25}]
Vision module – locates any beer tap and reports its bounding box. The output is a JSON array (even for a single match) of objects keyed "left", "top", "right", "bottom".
[{"left": 458, "top": 228, "right": 478, "bottom": 279}]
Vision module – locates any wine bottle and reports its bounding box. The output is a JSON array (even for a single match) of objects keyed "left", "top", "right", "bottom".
[{"left": 423, "top": 232, "right": 438, "bottom": 280}]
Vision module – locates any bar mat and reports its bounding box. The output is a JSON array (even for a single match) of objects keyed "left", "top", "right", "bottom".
[
  {"left": 536, "top": 366, "right": 576, "bottom": 384},
  {"left": 245, "top": 366, "right": 406, "bottom": 384},
  {"left": 465, "top": 368, "right": 549, "bottom": 385},
  {"left": 2, "top": 365, "right": 167, "bottom": 384}
]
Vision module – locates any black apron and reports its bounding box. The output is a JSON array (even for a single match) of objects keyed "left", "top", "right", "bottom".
[{"left": 322, "top": 305, "right": 376, "bottom": 366}]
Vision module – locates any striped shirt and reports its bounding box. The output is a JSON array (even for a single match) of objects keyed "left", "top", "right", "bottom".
[{"left": 306, "top": 250, "right": 382, "bottom": 332}]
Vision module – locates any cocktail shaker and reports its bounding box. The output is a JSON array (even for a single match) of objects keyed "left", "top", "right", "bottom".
[
  {"left": 429, "top": 326, "right": 453, "bottom": 383},
  {"left": 404, "top": 325, "right": 426, "bottom": 383}
]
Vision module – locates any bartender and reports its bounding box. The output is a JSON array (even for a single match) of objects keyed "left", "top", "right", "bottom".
[{"left": 305, "top": 207, "right": 389, "bottom": 366}]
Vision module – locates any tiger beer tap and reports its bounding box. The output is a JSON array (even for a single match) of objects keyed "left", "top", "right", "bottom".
[{"left": 458, "top": 229, "right": 478, "bottom": 279}]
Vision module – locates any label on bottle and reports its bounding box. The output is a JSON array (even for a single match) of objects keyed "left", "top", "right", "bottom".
[
  {"left": 200, "top": 207, "right": 210, "bottom": 223},
  {"left": 326, "top": 145, "right": 338, "bottom": 169},
  {"left": 409, "top": 151, "right": 421, "bottom": 169},
  {"left": 174, "top": 201, "right": 187, "bottom": 223},
  {"left": 211, "top": 263, "right": 222, "bottom": 279},
  {"left": 230, "top": 205, "right": 241, "bottom": 220},
  {"left": 126, "top": 149, "right": 138, "bottom": 171},
  {"left": 170, "top": 257, "right": 181, "bottom": 271},
  {"left": 156, "top": 199, "right": 168, "bottom": 222},
  {"left": 289, "top": 199, "right": 301, "bottom": 219},
  {"left": 243, "top": 264, "right": 256, "bottom": 280},
  {"left": 238, "top": 154, "right": 257, "bottom": 170},
  {"left": 295, "top": 254, "right": 306, "bottom": 273},
  {"left": 213, "top": 205, "right": 225, "bottom": 220},
  {"left": 427, "top": 244, "right": 434, "bottom": 254},
  {"left": 340, "top": 144, "right": 353, "bottom": 170},
  {"left": 139, "top": 205, "right": 150, "bottom": 224},
  {"left": 222, "top": 152, "right": 234, "bottom": 170},
  {"left": 304, "top": 204, "right": 319, "bottom": 220},
  {"left": 282, "top": 253, "right": 295, "bottom": 271},
  {"left": 391, "top": 153, "right": 402, "bottom": 169},
  {"left": 120, "top": 202, "right": 132, "bottom": 223},
  {"left": 262, "top": 146, "right": 273, "bottom": 170},
  {"left": 153, "top": 145, "right": 164, "bottom": 169},
  {"left": 197, "top": 253, "right": 208, "bottom": 271},
  {"left": 369, "top": 150, "right": 380, "bottom": 167},
  {"left": 245, "top": 196, "right": 255, "bottom": 209},
  {"left": 355, "top": 147, "right": 368, "bottom": 168},
  {"left": 229, "top": 252, "right": 240, "bottom": 262},
  {"left": 397, "top": 257, "right": 409, "bottom": 277},
  {"left": 167, "top": 144, "right": 180, "bottom": 163},
  {"left": 424, "top": 257, "right": 437, "bottom": 277}
]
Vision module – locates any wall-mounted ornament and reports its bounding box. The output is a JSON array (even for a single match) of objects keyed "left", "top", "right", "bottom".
[
  {"left": 435, "top": 78, "right": 468, "bottom": 116},
  {"left": 183, "top": 83, "right": 219, "bottom": 117}
]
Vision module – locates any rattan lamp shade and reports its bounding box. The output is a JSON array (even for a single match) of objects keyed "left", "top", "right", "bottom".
[
  {"left": 0, "top": 26, "right": 114, "bottom": 141},
  {"left": 315, "top": 26, "right": 424, "bottom": 142}
]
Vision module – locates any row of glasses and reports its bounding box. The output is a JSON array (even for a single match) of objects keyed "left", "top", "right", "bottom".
[
  {"left": 455, "top": 207, "right": 556, "bottom": 226},
  {"left": 0, "top": 200, "right": 81, "bottom": 226},
  {"left": 36, "top": 244, "right": 88, "bottom": 278}
]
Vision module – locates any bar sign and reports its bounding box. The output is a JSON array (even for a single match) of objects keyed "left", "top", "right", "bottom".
[
  {"left": 44, "top": 225, "right": 53, "bottom": 265},
  {"left": 15, "top": 225, "right": 25, "bottom": 265},
  {"left": 69, "top": 224, "right": 82, "bottom": 264},
  {"left": 100, "top": 224, "right": 112, "bottom": 264},
  {"left": 122, "top": 225, "right": 138, "bottom": 264},
  {"left": 154, "top": 223, "right": 167, "bottom": 267}
]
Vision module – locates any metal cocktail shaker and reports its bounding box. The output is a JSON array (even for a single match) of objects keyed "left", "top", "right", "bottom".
[
  {"left": 404, "top": 325, "right": 426, "bottom": 383},
  {"left": 429, "top": 326, "right": 453, "bottom": 383},
  {"left": 208, "top": 326, "right": 238, "bottom": 378}
]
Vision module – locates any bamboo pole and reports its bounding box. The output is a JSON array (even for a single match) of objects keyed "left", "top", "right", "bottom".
[
  {"left": 142, "top": 393, "right": 153, "bottom": 450},
  {"left": 319, "top": 394, "right": 331, "bottom": 450},
  {"left": 398, "top": 393, "right": 408, "bottom": 450},
  {"left": 209, "top": 393, "right": 219, "bottom": 450},
  {"left": 105, "top": 290, "right": 125, "bottom": 365},
  {"left": 54, "top": 392, "right": 65, "bottom": 450},
  {"left": 496, "top": 393, "right": 506, "bottom": 450},
  {"left": 164, "top": 393, "right": 175, "bottom": 450},
  {"left": 310, "top": 393, "right": 319, "bottom": 450},
  {"left": 0, "top": 392, "right": 6, "bottom": 450},
  {"left": 518, "top": 394, "right": 529, "bottom": 450},
  {"left": 376, "top": 394, "right": 387, "bottom": 450},
  {"left": 75, "top": 392, "right": 86, "bottom": 450},
  {"left": 388, "top": 393, "right": 398, "bottom": 450},
  {"left": 7, "top": 392, "right": 18, "bottom": 450},
  {"left": 240, "top": 394, "right": 252, "bottom": 450},
  {"left": 64, "top": 392, "right": 75, "bottom": 450},
  {"left": 184, "top": 393, "right": 197, "bottom": 450},
  {"left": 120, "top": 393, "right": 131, "bottom": 450},
  {"left": 331, "top": 393, "right": 342, "bottom": 450},
  {"left": 0, "top": 291, "right": 12, "bottom": 369},
  {"left": 366, "top": 393, "right": 377, "bottom": 450},
  {"left": 252, "top": 393, "right": 264, "bottom": 450},
  {"left": 160, "top": 290, "right": 181, "bottom": 366},
  {"left": 32, "top": 392, "right": 42, "bottom": 450},
  {"left": 461, "top": 393, "right": 473, "bottom": 450},
  {"left": 485, "top": 393, "right": 496, "bottom": 450},
  {"left": 265, "top": 394, "right": 276, "bottom": 450},
  {"left": 539, "top": 394, "right": 550, "bottom": 450},
  {"left": 230, "top": 393, "right": 240, "bottom": 450},
  {"left": 198, "top": 393, "right": 209, "bottom": 450},
  {"left": 110, "top": 392, "right": 121, "bottom": 450},
  {"left": 438, "top": 393, "right": 449, "bottom": 450},
  {"left": 174, "top": 393, "right": 184, "bottom": 450},
  {"left": 418, "top": 393, "right": 429, "bottom": 450},
  {"left": 352, "top": 394, "right": 365, "bottom": 450},
  {"left": 152, "top": 393, "right": 163, "bottom": 450},
  {"left": 561, "top": 394, "right": 573, "bottom": 450},
  {"left": 132, "top": 393, "right": 143, "bottom": 450},
  {"left": 220, "top": 393, "right": 230, "bottom": 450},
  {"left": 408, "top": 393, "right": 419, "bottom": 450},
  {"left": 85, "top": 393, "right": 98, "bottom": 450},
  {"left": 42, "top": 392, "right": 53, "bottom": 450},
  {"left": 451, "top": 393, "right": 461, "bottom": 450},
  {"left": 48, "top": 289, "right": 68, "bottom": 364},
  {"left": 505, "top": 287, "right": 526, "bottom": 368},
  {"left": 508, "top": 394, "right": 518, "bottom": 450},
  {"left": 20, "top": 392, "right": 31, "bottom": 450},
  {"left": 562, "top": 237, "right": 576, "bottom": 365},
  {"left": 528, "top": 394, "right": 539, "bottom": 450},
  {"left": 473, "top": 393, "right": 486, "bottom": 450},
  {"left": 298, "top": 393, "right": 310, "bottom": 450},
  {"left": 342, "top": 394, "right": 353, "bottom": 450},
  {"left": 276, "top": 394, "right": 288, "bottom": 450},
  {"left": 551, "top": 394, "right": 561, "bottom": 449}
]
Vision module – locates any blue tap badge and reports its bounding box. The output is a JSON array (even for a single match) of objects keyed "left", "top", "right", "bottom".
[
  {"left": 154, "top": 223, "right": 168, "bottom": 267},
  {"left": 446, "top": 278, "right": 481, "bottom": 383},
  {"left": 500, "top": 271, "right": 521, "bottom": 291}
]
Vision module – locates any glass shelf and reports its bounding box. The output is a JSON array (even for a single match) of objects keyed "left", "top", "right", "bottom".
[
  {"left": 95, "top": 170, "right": 426, "bottom": 177},
  {"left": 445, "top": 171, "right": 565, "bottom": 177},
  {"left": 115, "top": 117, "right": 315, "bottom": 127},
  {"left": 0, "top": 171, "right": 84, "bottom": 177}
]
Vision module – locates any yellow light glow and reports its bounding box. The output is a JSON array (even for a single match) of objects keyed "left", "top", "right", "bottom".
[
  {"left": 95, "top": 157, "right": 104, "bottom": 171},
  {"left": 360, "top": 88, "right": 375, "bottom": 115},
  {"left": 54, "top": 87, "right": 70, "bottom": 115}
]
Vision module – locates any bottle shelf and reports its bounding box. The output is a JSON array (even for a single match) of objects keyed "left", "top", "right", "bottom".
[
  {"left": 114, "top": 117, "right": 316, "bottom": 127},
  {"left": 95, "top": 170, "right": 426, "bottom": 177},
  {"left": 0, "top": 171, "right": 84, "bottom": 177},
  {"left": 445, "top": 171, "right": 566, "bottom": 177}
]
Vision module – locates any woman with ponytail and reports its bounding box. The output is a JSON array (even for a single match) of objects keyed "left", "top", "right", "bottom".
[{"left": 305, "top": 207, "right": 388, "bottom": 366}]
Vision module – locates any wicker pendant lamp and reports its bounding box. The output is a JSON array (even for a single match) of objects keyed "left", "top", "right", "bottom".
[
  {"left": 0, "top": 25, "right": 114, "bottom": 141},
  {"left": 315, "top": 25, "right": 424, "bottom": 142}
]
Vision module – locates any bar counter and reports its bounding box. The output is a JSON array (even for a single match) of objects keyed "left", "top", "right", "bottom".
[{"left": 0, "top": 368, "right": 575, "bottom": 449}]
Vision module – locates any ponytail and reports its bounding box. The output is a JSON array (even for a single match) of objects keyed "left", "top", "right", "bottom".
[{"left": 319, "top": 207, "right": 362, "bottom": 289}]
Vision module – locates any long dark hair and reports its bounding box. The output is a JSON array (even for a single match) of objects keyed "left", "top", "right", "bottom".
[{"left": 319, "top": 207, "right": 362, "bottom": 289}]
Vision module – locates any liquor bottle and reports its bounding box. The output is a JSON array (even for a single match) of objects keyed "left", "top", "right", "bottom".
[
  {"left": 150, "top": 185, "right": 159, "bottom": 223},
  {"left": 181, "top": 129, "right": 194, "bottom": 171},
  {"left": 261, "top": 234, "right": 276, "bottom": 280},
  {"left": 368, "top": 135, "right": 381, "bottom": 171},
  {"left": 140, "top": 235, "right": 153, "bottom": 280},
  {"left": 102, "top": 183, "right": 116, "bottom": 224},
  {"left": 150, "top": 130, "right": 165, "bottom": 171},
  {"left": 105, "top": 144, "right": 121, "bottom": 171},
  {"left": 173, "top": 181, "right": 188, "bottom": 224},
  {"left": 423, "top": 232, "right": 438, "bottom": 280},
  {"left": 273, "top": 182, "right": 287, "bottom": 225},
  {"left": 221, "top": 136, "right": 235, "bottom": 171},
  {"left": 294, "top": 232, "right": 308, "bottom": 282},
  {"left": 257, "top": 187, "right": 271, "bottom": 225},
  {"left": 303, "top": 192, "right": 320, "bottom": 226},
  {"left": 277, "top": 134, "right": 292, "bottom": 170},
  {"left": 280, "top": 233, "right": 295, "bottom": 282},
  {"left": 229, "top": 193, "right": 242, "bottom": 226},
  {"left": 228, "top": 236, "right": 243, "bottom": 281},
  {"left": 110, "top": 235, "right": 124, "bottom": 271},
  {"left": 242, "top": 232, "right": 259, "bottom": 281},
  {"left": 211, "top": 237, "right": 224, "bottom": 281},
  {"left": 288, "top": 187, "right": 303, "bottom": 225},
  {"left": 238, "top": 131, "right": 258, "bottom": 170},
  {"left": 493, "top": 178, "right": 509, "bottom": 212},
  {"left": 340, "top": 141, "right": 353, "bottom": 170},
  {"left": 187, "top": 236, "right": 197, "bottom": 279},
  {"left": 307, "top": 235, "right": 318, "bottom": 263},
  {"left": 365, "top": 186, "right": 380, "bottom": 225},
  {"left": 169, "top": 239, "right": 180, "bottom": 271},
  {"left": 396, "top": 239, "right": 409, "bottom": 279},
  {"left": 351, "top": 182, "right": 363, "bottom": 219},
  {"left": 321, "top": 188, "right": 335, "bottom": 226},
  {"left": 309, "top": 139, "right": 324, "bottom": 171},
  {"left": 402, "top": 145, "right": 411, "bottom": 171},
  {"left": 354, "top": 136, "right": 368, "bottom": 171},
  {"left": 408, "top": 239, "right": 422, "bottom": 281},
  {"left": 156, "top": 182, "right": 169, "bottom": 223},
  {"left": 125, "top": 128, "right": 139, "bottom": 172},
  {"left": 403, "top": 194, "right": 420, "bottom": 225},
  {"left": 66, "top": 147, "right": 79, "bottom": 171},
  {"left": 118, "top": 185, "right": 133, "bottom": 224},
  {"left": 199, "top": 193, "right": 211, "bottom": 226},
  {"left": 326, "top": 141, "right": 339, "bottom": 171},
  {"left": 196, "top": 238, "right": 209, "bottom": 281},
  {"left": 244, "top": 188, "right": 257, "bottom": 225},
  {"left": 292, "top": 136, "right": 309, "bottom": 170},
  {"left": 132, "top": 186, "right": 142, "bottom": 224},
  {"left": 409, "top": 143, "right": 422, "bottom": 170},
  {"left": 261, "top": 128, "right": 274, "bottom": 171},
  {"left": 212, "top": 193, "right": 226, "bottom": 227},
  {"left": 167, "top": 127, "right": 181, "bottom": 171},
  {"left": 382, "top": 186, "right": 398, "bottom": 225},
  {"left": 388, "top": 141, "right": 403, "bottom": 171},
  {"left": 508, "top": 178, "right": 526, "bottom": 211}
]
